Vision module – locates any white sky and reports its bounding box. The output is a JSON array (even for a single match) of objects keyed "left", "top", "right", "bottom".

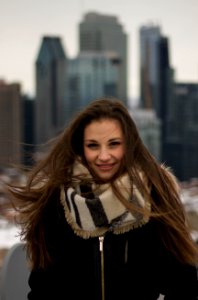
[{"left": 1, "top": 0, "right": 198, "bottom": 103}]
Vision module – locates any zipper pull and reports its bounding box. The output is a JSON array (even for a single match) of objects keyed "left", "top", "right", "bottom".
[{"left": 99, "top": 236, "right": 104, "bottom": 252}]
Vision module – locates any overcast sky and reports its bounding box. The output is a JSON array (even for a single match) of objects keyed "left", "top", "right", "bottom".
[{"left": 1, "top": 0, "right": 198, "bottom": 103}]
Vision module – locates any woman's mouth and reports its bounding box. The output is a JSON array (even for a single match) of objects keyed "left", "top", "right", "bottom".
[{"left": 96, "top": 164, "right": 115, "bottom": 171}]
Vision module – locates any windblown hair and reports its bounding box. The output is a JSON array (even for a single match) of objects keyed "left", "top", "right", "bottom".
[{"left": 9, "top": 97, "right": 198, "bottom": 269}]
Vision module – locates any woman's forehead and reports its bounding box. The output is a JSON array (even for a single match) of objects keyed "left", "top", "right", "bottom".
[{"left": 84, "top": 119, "right": 123, "bottom": 141}]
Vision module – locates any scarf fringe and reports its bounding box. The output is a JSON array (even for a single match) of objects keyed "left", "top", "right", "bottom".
[{"left": 60, "top": 186, "right": 149, "bottom": 239}]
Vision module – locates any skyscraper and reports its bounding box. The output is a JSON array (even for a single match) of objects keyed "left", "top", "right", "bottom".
[
  {"left": 79, "top": 12, "right": 128, "bottom": 105},
  {"left": 35, "top": 36, "right": 67, "bottom": 147},
  {"left": 0, "top": 80, "right": 22, "bottom": 166},
  {"left": 129, "top": 108, "right": 161, "bottom": 161},
  {"left": 165, "top": 83, "right": 198, "bottom": 181},
  {"left": 22, "top": 95, "right": 35, "bottom": 166},
  {"left": 66, "top": 51, "right": 120, "bottom": 119},
  {"left": 139, "top": 24, "right": 173, "bottom": 161}
]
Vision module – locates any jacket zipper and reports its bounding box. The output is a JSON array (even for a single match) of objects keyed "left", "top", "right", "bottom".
[{"left": 99, "top": 236, "right": 105, "bottom": 300}]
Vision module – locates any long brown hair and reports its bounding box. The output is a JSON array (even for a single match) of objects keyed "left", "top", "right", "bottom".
[{"left": 9, "top": 97, "right": 198, "bottom": 268}]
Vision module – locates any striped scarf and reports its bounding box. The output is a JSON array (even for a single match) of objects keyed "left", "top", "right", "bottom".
[{"left": 60, "top": 163, "right": 150, "bottom": 239}]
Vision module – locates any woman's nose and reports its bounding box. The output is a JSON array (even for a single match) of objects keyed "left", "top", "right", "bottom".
[{"left": 98, "top": 148, "right": 111, "bottom": 160}]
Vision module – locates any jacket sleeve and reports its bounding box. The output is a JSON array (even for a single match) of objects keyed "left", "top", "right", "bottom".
[
  {"left": 28, "top": 266, "right": 65, "bottom": 300},
  {"left": 149, "top": 185, "right": 198, "bottom": 299},
  {"left": 150, "top": 220, "right": 198, "bottom": 299},
  {"left": 27, "top": 190, "right": 68, "bottom": 300},
  {"left": 161, "top": 260, "right": 198, "bottom": 299}
]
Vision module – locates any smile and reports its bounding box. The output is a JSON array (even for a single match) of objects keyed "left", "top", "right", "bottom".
[{"left": 96, "top": 164, "right": 115, "bottom": 170}]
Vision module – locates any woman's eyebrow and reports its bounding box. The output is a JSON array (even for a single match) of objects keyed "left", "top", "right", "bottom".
[
  {"left": 84, "top": 137, "right": 123, "bottom": 143},
  {"left": 109, "top": 138, "right": 123, "bottom": 141},
  {"left": 84, "top": 139, "right": 97, "bottom": 142}
]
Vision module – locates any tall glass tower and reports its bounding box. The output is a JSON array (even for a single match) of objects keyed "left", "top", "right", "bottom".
[
  {"left": 139, "top": 24, "right": 171, "bottom": 119},
  {"left": 139, "top": 24, "right": 173, "bottom": 162},
  {"left": 35, "top": 36, "right": 67, "bottom": 147},
  {"left": 79, "top": 12, "right": 128, "bottom": 105}
]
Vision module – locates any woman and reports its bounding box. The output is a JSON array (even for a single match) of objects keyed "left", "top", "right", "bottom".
[{"left": 10, "top": 98, "right": 198, "bottom": 299}]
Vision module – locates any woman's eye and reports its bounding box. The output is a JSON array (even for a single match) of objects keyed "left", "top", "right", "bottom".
[
  {"left": 109, "top": 141, "right": 121, "bottom": 147},
  {"left": 86, "top": 143, "right": 98, "bottom": 149}
]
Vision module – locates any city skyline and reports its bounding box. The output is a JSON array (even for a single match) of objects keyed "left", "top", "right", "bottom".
[{"left": 1, "top": 0, "right": 198, "bottom": 104}]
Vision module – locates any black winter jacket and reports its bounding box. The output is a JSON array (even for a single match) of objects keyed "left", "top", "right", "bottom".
[{"left": 28, "top": 191, "right": 198, "bottom": 300}]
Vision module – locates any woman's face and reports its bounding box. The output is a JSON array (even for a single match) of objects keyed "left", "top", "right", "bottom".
[{"left": 83, "top": 118, "right": 125, "bottom": 182}]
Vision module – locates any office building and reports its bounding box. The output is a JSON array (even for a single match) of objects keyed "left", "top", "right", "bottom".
[
  {"left": 130, "top": 108, "right": 161, "bottom": 161},
  {"left": 22, "top": 95, "right": 35, "bottom": 166},
  {"left": 66, "top": 51, "right": 120, "bottom": 120},
  {"left": 79, "top": 12, "right": 128, "bottom": 105},
  {"left": 0, "top": 80, "right": 22, "bottom": 166},
  {"left": 165, "top": 83, "right": 198, "bottom": 181},
  {"left": 140, "top": 24, "right": 161, "bottom": 110},
  {"left": 140, "top": 24, "right": 172, "bottom": 116},
  {"left": 139, "top": 24, "right": 173, "bottom": 161},
  {"left": 35, "top": 36, "right": 67, "bottom": 147}
]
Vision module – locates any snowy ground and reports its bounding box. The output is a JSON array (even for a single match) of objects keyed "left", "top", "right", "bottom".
[{"left": 0, "top": 219, "right": 21, "bottom": 249}]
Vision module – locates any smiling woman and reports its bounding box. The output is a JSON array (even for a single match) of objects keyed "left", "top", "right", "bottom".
[
  {"left": 83, "top": 119, "right": 125, "bottom": 182},
  {"left": 8, "top": 97, "right": 198, "bottom": 300}
]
